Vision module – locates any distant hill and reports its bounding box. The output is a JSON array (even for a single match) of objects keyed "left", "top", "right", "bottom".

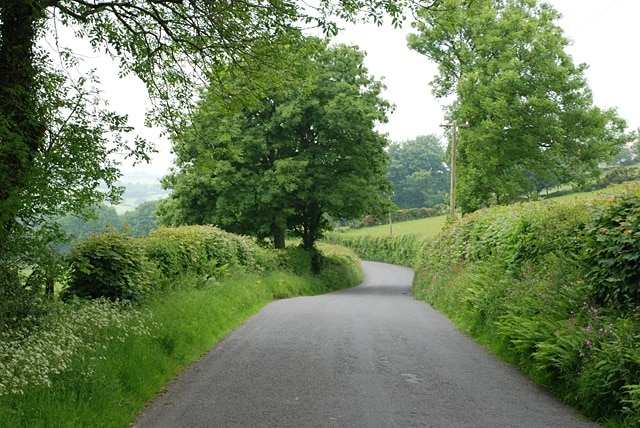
[
  {"left": 110, "top": 170, "right": 171, "bottom": 213},
  {"left": 120, "top": 169, "right": 166, "bottom": 184}
]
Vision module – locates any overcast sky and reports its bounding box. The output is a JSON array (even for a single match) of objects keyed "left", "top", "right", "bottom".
[
  {"left": 96, "top": 0, "right": 639, "bottom": 176},
  {"left": 334, "top": 0, "right": 640, "bottom": 142}
]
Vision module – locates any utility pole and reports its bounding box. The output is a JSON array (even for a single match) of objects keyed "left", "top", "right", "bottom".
[
  {"left": 441, "top": 120, "right": 469, "bottom": 222},
  {"left": 386, "top": 193, "right": 393, "bottom": 237}
]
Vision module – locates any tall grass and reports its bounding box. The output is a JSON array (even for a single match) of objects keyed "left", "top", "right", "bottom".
[{"left": 0, "top": 244, "right": 361, "bottom": 428}]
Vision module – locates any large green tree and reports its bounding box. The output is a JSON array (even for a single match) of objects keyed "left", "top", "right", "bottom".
[
  {"left": 159, "top": 37, "right": 392, "bottom": 267},
  {"left": 0, "top": 0, "right": 438, "bottom": 311},
  {"left": 387, "top": 134, "right": 449, "bottom": 208},
  {"left": 408, "top": 0, "right": 628, "bottom": 213}
]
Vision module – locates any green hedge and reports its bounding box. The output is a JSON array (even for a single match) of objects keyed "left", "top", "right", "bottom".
[
  {"left": 62, "top": 225, "right": 278, "bottom": 301},
  {"left": 333, "top": 186, "right": 640, "bottom": 425},
  {"left": 143, "top": 226, "right": 272, "bottom": 279},
  {"left": 63, "top": 231, "right": 151, "bottom": 303},
  {"left": 583, "top": 189, "right": 640, "bottom": 308},
  {"left": 323, "top": 233, "right": 422, "bottom": 268}
]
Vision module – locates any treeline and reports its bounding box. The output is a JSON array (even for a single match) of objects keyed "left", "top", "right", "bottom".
[
  {"left": 387, "top": 134, "right": 640, "bottom": 213},
  {"left": 53, "top": 200, "right": 161, "bottom": 253}
]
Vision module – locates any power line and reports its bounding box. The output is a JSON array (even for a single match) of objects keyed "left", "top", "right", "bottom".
[{"left": 568, "top": 0, "right": 621, "bottom": 35}]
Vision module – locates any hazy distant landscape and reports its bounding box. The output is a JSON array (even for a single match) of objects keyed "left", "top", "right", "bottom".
[{"left": 112, "top": 170, "right": 171, "bottom": 213}]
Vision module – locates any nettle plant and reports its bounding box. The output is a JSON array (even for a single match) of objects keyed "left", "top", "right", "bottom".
[{"left": 583, "top": 188, "right": 640, "bottom": 308}]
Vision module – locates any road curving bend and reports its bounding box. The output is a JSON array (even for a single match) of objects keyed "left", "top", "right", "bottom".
[{"left": 133, "top": 260, "right": 596, "bottom": 428}]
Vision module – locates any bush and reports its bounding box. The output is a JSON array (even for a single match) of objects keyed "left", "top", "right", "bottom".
[
  {"left": 597, "top": 166, "right": 640, "bottom": 188},
  {"left": 62, "top": 231, "right": 150, "bottom": 303},
  {"left": 583, "top": 189, "right": 640, "bottom": 308},
  {"left": 324, "top": 234, "right": 422, "bottom": 268},
  {"left": 143, "top": 226, "right": 276, "bottom": 282}
]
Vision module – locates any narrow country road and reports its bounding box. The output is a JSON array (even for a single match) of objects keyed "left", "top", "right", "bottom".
[{"left": 132, "top": 261, "right": 596, "bottom": 428}]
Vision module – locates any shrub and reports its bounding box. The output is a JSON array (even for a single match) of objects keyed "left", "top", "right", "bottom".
[
  {"left": 597, "top": 166, "right": 640, "bottom": 188},
  {"left": 143, "top": 227, "right": 213, "bottom": 280},
  {"left": 143, "top": 226, "right": 276, "bottom": 282},
  {"left": 62, "top": 231, "right": 150, "bottom": 302},
  {"left": 324, "top": 234, "right": 422, "bottom": 268},
  {"left": 583, "top": 189, "right": 640, "bottom": 308}
]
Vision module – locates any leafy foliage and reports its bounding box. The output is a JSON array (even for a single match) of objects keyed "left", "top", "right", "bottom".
[
  {"left": 160, "top": 36, "right": 393, "bottom": 259},
  {"left": 408, "top": 0, "right": 629, "bottom": 213},
  {"left": 583, "top": 189, "right": 640, "bottom": 308},
  {"left": 143, "top": 225, "right": 275, "bottom": 283},
  {"left": 62, "top": 231, "right": 150, "bottom": 303},
  {"left": 386, "top": 134, "right": 450, "bottom": 209}
]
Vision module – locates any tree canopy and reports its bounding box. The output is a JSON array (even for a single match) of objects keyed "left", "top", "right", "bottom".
[
  {"left": 1, "top": 0, "right": 439, "bottom": 304},
  {"left": 387, "top": 134, "right": 449, "bottom": 209},
  {"left": 158, "top": 37, "right": 393, "bottom": 265},
  {"left": 408, "top": 0, "right": 628, "bottom": 213}
]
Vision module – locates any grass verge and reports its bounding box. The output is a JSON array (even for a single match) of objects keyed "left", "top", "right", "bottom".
[{"left": 0, "top": 244, "right": 361, "bottom": 428}]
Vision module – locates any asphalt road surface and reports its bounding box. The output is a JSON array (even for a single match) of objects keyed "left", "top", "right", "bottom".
[{"left": 133, "top": 261, "right": 596, "bottom": 428}]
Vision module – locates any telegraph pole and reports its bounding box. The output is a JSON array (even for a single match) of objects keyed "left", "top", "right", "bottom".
[
  {"left": 386, "top": 193, "right": 393, "bottom": 237},
  {"left": 441, "top": 120, "right": 469, "bottom": 222}
]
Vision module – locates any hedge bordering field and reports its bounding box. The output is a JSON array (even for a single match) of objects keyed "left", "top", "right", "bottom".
[{"left": 329, "top": 186, "right": 640, "bottom": 426}]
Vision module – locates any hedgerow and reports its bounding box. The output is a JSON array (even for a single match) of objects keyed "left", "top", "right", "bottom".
[
  {"left": 61, "top": 225, "right": 279, "bottom": 301},
  {"left": 413, "top": 190, "right": 640, "bottom": 424},
  {"left": 583, "top": 189, "right": 640, "bottom": 308},
  {"left": 62, "top": 230, "right": 151, "bottom": 303},
  {"left": 333, "top": 184, "right": 640, "bottom": 425},
  {"left": 323, "top": 233, "right": 422, "bottom": 268}
]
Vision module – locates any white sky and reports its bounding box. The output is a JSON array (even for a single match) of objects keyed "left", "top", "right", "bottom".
[{"left": 92, "top": 0, "right": 639, "bottom": 176}]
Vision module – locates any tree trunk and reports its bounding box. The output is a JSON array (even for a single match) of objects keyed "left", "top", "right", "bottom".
[
  {"left": 0, "top": 0, "right": 46, "bottom": 230},
  {"left": 271, "top": 222, "right": 286, "bottom": 250},
  {"left": 300, "top": 209, "right": 323, "bottom": 274}
]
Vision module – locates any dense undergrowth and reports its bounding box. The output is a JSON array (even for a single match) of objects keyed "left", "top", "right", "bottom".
[
  {"left": 329, "top": 184, "right": 640, "bottom": 427},
  {"left": 0, "top": 225, "right": 362, "bottom": 428}
]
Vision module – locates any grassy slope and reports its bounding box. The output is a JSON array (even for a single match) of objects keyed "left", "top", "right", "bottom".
[
  {"left": 338, "top": 215, "right": 447, "bottom": 239},
  {"left": 339, "top": 182, "right": 640, "bottom": 240}
]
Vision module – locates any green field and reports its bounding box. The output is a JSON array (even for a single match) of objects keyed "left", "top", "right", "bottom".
[
  {"left": 337, "top": 215, "right": 447, "bottom": 239},
  {"left": 339, "top": 181, "right": 640, "bottom": 239}
]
